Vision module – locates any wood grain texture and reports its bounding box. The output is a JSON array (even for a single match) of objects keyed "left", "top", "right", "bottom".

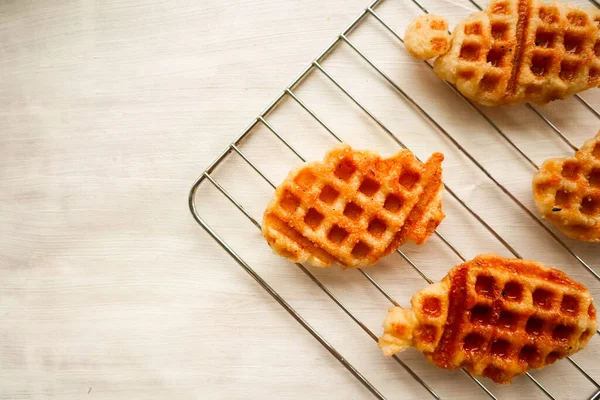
[
  {"left": 0, "top": 0, "right": 373, "bottom": 398},
  {"left": 1, "top": 0, "right": 599, "bottom": 399}
]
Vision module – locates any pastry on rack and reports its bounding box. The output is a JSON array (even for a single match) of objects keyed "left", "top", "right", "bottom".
[
  {"left": 533, "top": 131, "right": 600, "bottom": 242},
  {"left": 403, "top": 0, "right": 600, "bottom": 105},
  {"left": 404, "top": 15, "right": 452, "bottom": 60},
  {"left": 378, "top": 254, "right": 597, "bottom": 383},
  {"left": 262, "top": 144, "right": 444, "bottom": 268}
]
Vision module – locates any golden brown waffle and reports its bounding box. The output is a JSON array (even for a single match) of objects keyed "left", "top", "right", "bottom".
[
  {"left": 404, "top": 15, "right": 451, "bottom": 60},
  {"left": 533, "top": 131, "right": 600, "bottom": 242},
  {"left": 378, "top": 254, "right": 597, "bottom": 383},
  {"left": 404, "top": 0, "right": 600, "bottom": 105},
  {"left": 262, "top": 144, "right": 444, "bottom": 268}
]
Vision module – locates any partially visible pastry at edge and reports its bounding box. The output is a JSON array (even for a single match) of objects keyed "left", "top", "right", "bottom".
[
  {"left": 533, "top": 131, "right": 600, "bottom": 242},
  {"left": 404, "top": 0, "right": 600, "bottom": 105},
  {"left": 378, "top": 254, "right": 597, "bottom": 383},
  {"left": 262, "top": 144, "right": 445, "bottom": 268}
]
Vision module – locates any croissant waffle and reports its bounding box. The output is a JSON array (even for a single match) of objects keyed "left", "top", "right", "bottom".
[
  {"left": 262, "top": 144, "right": 445, "bottom": 268},
  {"left": 404, "top": 15, "right": 452, "bottom": 60},
  {"left": 378, "top": 254, "right": 597, "bottom": 383},
  {"left": 404, "top": 0, "right": 600, "bottom": 105},
  {"left": 533, "top": 131, "right": 600, "bottom": 242}
]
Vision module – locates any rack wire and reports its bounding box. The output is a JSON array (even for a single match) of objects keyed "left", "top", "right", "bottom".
[{"left": 190, "top": 0, "right": 600, "bottom": 398}]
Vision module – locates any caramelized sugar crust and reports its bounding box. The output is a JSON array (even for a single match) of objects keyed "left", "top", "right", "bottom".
[
  {"left": 379, "top": 254, "right": 597, "bottom": 383},
  {"left": 262, "top": 144, "right": 445, "bottom": 268},
  {"left": 533, "top": 131, "right": 600, "bottom": 242},
  {"left": 404, "top": 0, "right": 600, "bottom": 105}
]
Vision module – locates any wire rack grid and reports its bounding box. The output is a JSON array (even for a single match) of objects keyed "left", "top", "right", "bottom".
[{"left": 190, "top": 0, "right": 600, "bottom": 399}]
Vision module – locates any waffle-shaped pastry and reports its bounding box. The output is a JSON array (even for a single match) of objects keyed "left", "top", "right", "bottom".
[
  {"left": 262, "top": 144, "right": 444, "bottom": 268},
  {"left": 404, "top": 0, "right": 600, "bottom": 105},
  {"left": 533, "top": 131, "right": 600, "bottom": 242},
  {"left": 404, "top": 15, "right": 452, "bottom": 60},
  {"left": 379, "top": 254, "right": 597, "bottom": 383}
]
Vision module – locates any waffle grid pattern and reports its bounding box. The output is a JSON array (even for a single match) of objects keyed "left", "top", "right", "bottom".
[
  {"left": 190, "top": 0, "right": 600, "bottom": 394},
  {"left": 533, "top": 132, "right": 600, "bottom": 242},
  {"left": 432, "top": 0, "right": 600, "bottom": 105},
  {"left": 450, "top": 262, "right": 596, "bottom": 383},
  {"left": 379, "top": 255, "right": 598, "bottom": 384},
  {"left": 262, "top": 144, "right": 444, "bottom": 268},
  {"left": 411, "top": 281, "right": 450, "bottom": 354}
]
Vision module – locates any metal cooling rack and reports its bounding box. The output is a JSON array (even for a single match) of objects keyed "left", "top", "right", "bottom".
[{"left": 190, "top": 0, "right": 600, "bottom": 398}]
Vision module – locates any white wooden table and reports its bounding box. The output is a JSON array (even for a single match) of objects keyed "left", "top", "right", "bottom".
[{"left": 2, "top": 0, "right": 599, "bottom": 399}]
